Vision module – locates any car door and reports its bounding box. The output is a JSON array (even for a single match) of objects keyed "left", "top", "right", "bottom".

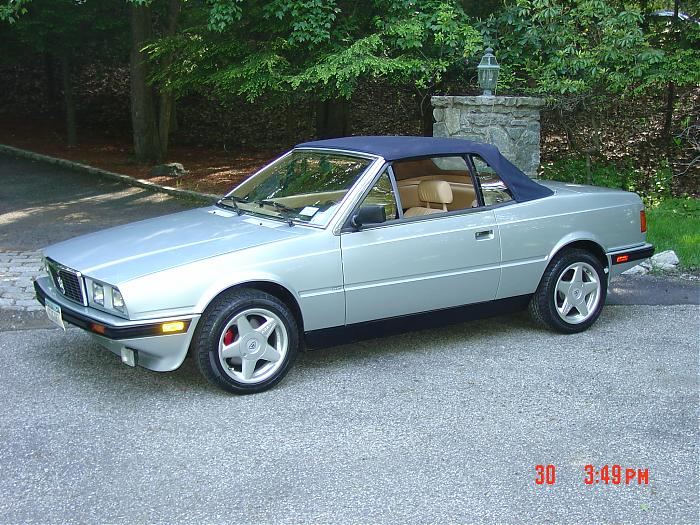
[{"left": 340, "top": 161, "right": 501, "bottom": 325}]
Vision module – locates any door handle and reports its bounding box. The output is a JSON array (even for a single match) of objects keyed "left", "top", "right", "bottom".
[{"left": 475, "top": 229, "right": 494, "bottom": 240}]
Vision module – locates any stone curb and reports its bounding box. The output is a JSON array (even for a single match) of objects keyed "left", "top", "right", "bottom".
[{"left": 0, "top": 144, "right": 220, "bottom": 204}]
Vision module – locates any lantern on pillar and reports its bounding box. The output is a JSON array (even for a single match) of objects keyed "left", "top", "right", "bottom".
[{"left": 477, "top": 48, "right": 500, "bottom": 96}]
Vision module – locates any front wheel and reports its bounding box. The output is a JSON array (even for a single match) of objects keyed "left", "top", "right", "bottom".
[
  {"left": 529, "top": 249, "right": 607, "bottom": 333},
  {"left": 193, "top": 288, "right": 299, "bottom": 394}
]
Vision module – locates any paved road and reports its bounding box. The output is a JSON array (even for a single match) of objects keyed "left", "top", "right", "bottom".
[
  {"left": 608, "top": 274, "right": 699, "bottom": 305},
  {"left": 0, "top": 306, "right": 697, "bottom": 523},
  {"left": 0, "top": 153, "right": 196, "bottom": 250}
]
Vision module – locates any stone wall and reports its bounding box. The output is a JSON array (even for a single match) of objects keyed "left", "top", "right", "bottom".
[{"left": 432, "top": 96, "right": 544, "bottom": 177}]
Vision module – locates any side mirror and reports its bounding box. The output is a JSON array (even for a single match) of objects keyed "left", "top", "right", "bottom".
[
  {"left": 350, "top": 204, "right": 386, "bottom": 231},
  {"left": 350, "top": 213, "right": 363, "bottom": 231}
]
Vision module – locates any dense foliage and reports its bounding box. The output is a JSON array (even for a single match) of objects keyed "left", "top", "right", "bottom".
[{"left": 0, "top": 0, "right": 698, "bottom": 182}]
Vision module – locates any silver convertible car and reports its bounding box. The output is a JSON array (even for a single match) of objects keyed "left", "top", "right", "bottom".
[{"left": 34, "top": 136, "right": 654, "bottom": 393}]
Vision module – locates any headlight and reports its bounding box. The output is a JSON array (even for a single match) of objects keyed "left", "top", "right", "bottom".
[
  {"left": 92, "top": 282, "right": 104, "bottom": 305},
  {"left": 86, "top": 278, "right": 128, "bottom": 317},
  {"left": 112, "top": 288, "right": 126, "bottom": 313}
]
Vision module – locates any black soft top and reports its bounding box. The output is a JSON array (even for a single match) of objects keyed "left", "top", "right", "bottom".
[{"left": 296, "top": 135, "right": 553, "bottom": 203}]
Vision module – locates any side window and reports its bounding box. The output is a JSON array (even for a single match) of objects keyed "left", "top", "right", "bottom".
[
  {"left": 393, "top": 156, "right": 477, "bottom": 214},
  {"left": 471, "top": 155, "right": 513, "bottom": 205},
  {"left": 356, "top": 172, "right": 399, "bottom": 224}
]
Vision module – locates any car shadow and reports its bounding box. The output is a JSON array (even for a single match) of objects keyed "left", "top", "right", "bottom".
[{"left": 42, "top": 306, "right": 624, "bottom": 397}]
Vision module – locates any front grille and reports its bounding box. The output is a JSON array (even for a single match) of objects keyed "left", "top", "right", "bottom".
[{"left": 47, "top": 259, "right": 86, "bottom": 305}]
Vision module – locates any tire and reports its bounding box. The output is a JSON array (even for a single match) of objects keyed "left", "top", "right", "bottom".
[
  {"left": 193, "top": 288, "right": 299, "bottom": 394},
  {"left": 529, "top": 248, "right": 607, "bottom": 334}
]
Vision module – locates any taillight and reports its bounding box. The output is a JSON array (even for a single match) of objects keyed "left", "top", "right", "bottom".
[{"left": 640, "top": 210, "right": 647, "bottom": 233}]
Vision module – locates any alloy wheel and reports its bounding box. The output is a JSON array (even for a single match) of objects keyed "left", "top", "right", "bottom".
[
  {"left": 554, "top": 262, "right": 601, "bottom": 324},
  {"left": 218, "top": 308, "right": 289, "bottom": 384}
]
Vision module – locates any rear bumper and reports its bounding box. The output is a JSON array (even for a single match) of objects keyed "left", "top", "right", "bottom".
[
  {"left": 607, "top": 243, "right": 655, "bottom": 276},
  {"left": 34, "top": 277, "right": 199, "bottom": 371}
]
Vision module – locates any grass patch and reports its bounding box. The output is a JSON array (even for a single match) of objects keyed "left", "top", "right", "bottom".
[{"left": 646, "top": 199, "right": 700, "bottom": 269}]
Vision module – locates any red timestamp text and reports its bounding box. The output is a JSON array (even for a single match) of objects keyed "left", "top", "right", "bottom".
[
  {"left": 534, "top": 464, "right": 650, "bottom": 485},
  {"left": 584, "top": 464, "right": 650, "bottom": 485}
]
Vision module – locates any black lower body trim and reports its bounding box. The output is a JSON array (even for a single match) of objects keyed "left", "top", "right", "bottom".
[
  {"left": 304, "top": 294, "right": 532, "bottom": 349},
  {"left": 34, "top": 280, "right": 189, "bottom": 339},
  {"left": 610, "top": 244, "right": 655, "bottom": 265}
]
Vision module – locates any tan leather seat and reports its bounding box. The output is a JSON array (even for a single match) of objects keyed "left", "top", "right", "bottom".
[{"left": 404, "top": 180, "right": 453, "bottom": 218}]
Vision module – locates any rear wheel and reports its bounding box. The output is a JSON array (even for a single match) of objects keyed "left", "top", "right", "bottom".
[
  {"left": 529, "top": 249, "right": 607, "bottom": 333},
  {"left": 193, "top": 288, "right": 299, "bottom": 394}
]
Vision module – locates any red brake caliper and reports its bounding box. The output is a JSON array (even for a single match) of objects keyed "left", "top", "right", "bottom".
[{"left": 223, "top": 328, "right": 235, "bottom": 346}]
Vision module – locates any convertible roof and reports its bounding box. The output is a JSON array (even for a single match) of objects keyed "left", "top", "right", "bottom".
[{"left": 296, "top": 136, "right": 553, "bottom": 203}]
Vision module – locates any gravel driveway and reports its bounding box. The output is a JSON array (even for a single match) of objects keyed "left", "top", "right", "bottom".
[{"left": 0, "top": 153, "right": 196, "bottom": 250}]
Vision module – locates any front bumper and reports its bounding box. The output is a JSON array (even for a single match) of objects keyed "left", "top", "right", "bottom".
[{"left": 34, "top": 277, "right": 200, "bottom": 372}]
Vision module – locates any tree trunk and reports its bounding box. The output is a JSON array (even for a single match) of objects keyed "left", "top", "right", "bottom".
[
  {"left": 584, "top": 150, "right": 593, "bottom": 185},
  {"left": 639, "top": 0, "right": 650, "bottom": 31},
  {"left": 663, "top": 0, "right": 681, "bottom": 146},
  {"left": 158, "top": 95, "right": 175, "bottom": 162},
  {"left": 43, "top": 52, "right": 60, "bottom": 116},
  {"left": 130, "top": 3, "right": 161, "bottom": 163},
  {"left": 285, "top": 105, "right": 297, "bottom": 144},
  {"left": 60, "top": 53, "right": 77, "bottom": 147},
  {"left": 584, "top": 111, "right": 602, "bottom": 185},
  {"left": 663, "top": 83, "right": 675, "bottom": 144},
  {"left": 170, "top": 101, "right": 178, "bottom": 134},
  {"left": 418, "top": 93, "right": 434, "bottom": 136},
  {"left": 315, "top": 98, "right": 349, "bottom": 139},
  {"left": 157, "top": 0, "right": 181, "bottom": 162}
]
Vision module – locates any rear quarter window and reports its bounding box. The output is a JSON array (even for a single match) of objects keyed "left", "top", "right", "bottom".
[{"left": 471, "top": 155, "right": 514, "bottom": 206}]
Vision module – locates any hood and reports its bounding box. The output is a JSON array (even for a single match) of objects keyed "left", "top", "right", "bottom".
[{"left": 43, "top": 206, "right": 306, "bottom": 284}]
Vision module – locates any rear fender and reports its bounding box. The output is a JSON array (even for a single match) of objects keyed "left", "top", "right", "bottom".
[
  {"left": 545, "top": 232, "right": 610, "bottom": 284},
  {"left": 547, "top": 232, "right": 607, "bottom": 263}
]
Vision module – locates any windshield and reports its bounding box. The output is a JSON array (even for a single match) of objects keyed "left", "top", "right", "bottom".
[{"left": 219, "top": 150, "right": 374, "bottom": 226}]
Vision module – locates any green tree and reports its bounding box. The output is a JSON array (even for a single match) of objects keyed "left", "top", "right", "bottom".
[
  {"left": 1, "top": 0, "right": 185, "bottom": 161},
  {"left": 484, "top": 0, "right": 674, "bottom": 180},
  {"left": 0, "top": 0, "right": 128, "bottom": 146},
  {"left": 129, "top": 0, "right": 184, "bottom": 162},
  {"left": 145, "top": 0, "right": 483, "bottom": 137},
  {"left": 640, "top": 1, "right": 700, "bottom": 145}
]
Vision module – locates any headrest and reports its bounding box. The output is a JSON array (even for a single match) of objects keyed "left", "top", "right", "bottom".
[{"left": 417, "top": 180, "right": 453, "bottom": 205}]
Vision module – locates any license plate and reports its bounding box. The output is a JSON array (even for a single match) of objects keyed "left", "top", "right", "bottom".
[{"left": 45, "top": 298, "right": 65, "bottom": 331}]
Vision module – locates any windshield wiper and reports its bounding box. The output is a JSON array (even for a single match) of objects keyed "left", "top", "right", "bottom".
[
  {"left": 257, "top": 199, "right": 298, "bottom": 226},
  {"left": 258, "top": 199, "right": 296, "bottom": 213},
  {"left": 217, "top": 195, "right": 247, "bottom": 215}
]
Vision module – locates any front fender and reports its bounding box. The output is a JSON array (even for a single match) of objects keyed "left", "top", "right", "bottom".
[
  {"left": 115, "top": 229, "right": 345, "bottom": 330},
  {"left": 194, "top": 271, "right": 302, "bottom": 314}
]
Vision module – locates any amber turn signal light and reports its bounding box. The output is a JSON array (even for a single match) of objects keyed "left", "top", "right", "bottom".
[
  {"left": 161, "top": 321, "right": 186, "bottom": 333},
  {"left": 640, "top": 210, "right": 647, "bottom": 233},
  {"left": 615, "top": 255, "right": 629, "bottom": 263}
]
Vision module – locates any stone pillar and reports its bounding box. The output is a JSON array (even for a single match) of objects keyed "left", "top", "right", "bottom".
[{"left": 432, "top": 96, "right": 544, "bottom": 177}]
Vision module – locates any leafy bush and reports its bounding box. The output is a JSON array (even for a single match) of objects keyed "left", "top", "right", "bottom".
[{"left": 539, "top": 157, "right": 676, "bottom": 207}]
